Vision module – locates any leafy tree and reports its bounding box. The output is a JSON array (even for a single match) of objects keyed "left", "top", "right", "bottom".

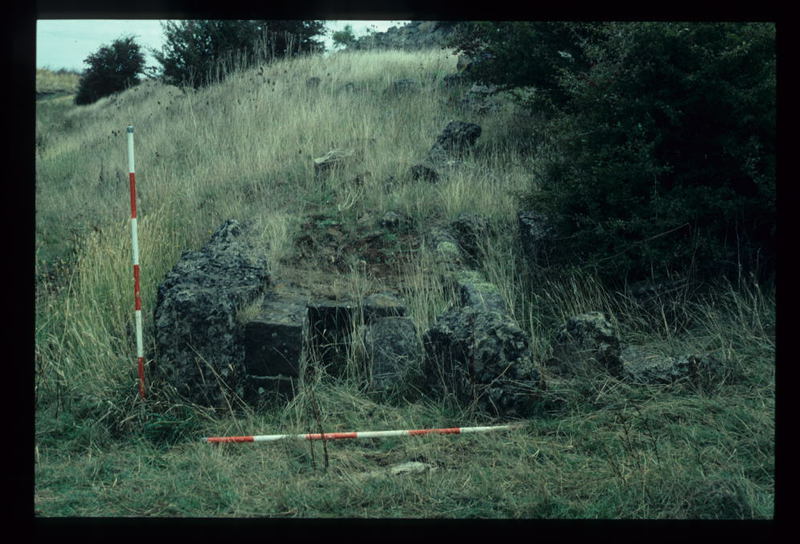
[
  {"left": 447, "top": 21, "right": 604, "bottom": 109},
  {"left": 153, "top": 20, "right": 325, "bottom": 88},
  {"left": 74, "top": 36, "right": 146, "bottom": 105},
  {"left": 452, "top": 22, "right": 776, "bottom": 284},
  {"left": 331, "top": 24, "right": 357, "bottom": 49}
]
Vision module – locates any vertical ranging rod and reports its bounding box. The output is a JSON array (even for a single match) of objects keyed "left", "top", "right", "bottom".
[{"left": 127, "top": 125, "right": 145, "bottom": 398}]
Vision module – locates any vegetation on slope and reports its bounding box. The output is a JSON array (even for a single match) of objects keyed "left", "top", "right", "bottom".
[{"left": 35, "top": 44, "right": 774, "bottom": 519}]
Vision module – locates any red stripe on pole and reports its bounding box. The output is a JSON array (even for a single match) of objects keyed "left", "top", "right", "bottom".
[
  {"left": 408, "top": 427, "right": 461, "bottom": 436},
  {"left": 133, "top": 265, "right": 141, "bottom": 310},
  {"left": 129, "top": 172, "right": 137, "bottom": 218},
  {"left": 207, "top": 436, "right": 255, "bottom": 443},
  {"left": 137, "top": 357, "right": 146, "bottom": 398}
]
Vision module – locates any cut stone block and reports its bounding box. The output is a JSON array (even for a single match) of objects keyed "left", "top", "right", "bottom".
[{"left": 243, "top": 295, "right": 307, "bottom": 378}]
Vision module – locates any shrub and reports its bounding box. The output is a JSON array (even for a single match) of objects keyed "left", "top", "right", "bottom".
[
  {"left": 153, "top": 20, "right": 325, "bottom": 88},
  {"left": 74, "top": 36, "right": 146, "bottom": 105},
  {"left": 331, "top": 24, "right": 357, "bottom": 50},
  {"left": 452, "top": 22, "right": 776, "bottom": 285}
]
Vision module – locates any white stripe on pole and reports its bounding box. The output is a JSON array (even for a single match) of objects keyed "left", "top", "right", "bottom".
[
  {"left": 127, "top": 128, "right": 135, "bottom": 173},
  {"left": 202, "top": 424, "right": 522, "bottom": 444},
  {"left": 134, "top": 310, "right": 144, "bottom": 358},
  {"left": 130, "top": 217, "right": 140, "bottom": 266}
]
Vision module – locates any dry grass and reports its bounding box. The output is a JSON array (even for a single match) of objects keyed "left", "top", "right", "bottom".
[{"left": 35, "top": 48, "right": 774, "bottom": 519}]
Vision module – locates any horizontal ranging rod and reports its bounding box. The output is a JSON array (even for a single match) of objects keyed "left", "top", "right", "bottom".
[{"left": 203, "top": 424, "right": 522, "bottom": 444}]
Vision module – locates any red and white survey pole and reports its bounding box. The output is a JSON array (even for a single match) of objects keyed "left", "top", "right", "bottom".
[
  {"left": 202, "top": 423, "right": 522, "bottom": 444},
  {"left": 127, "top": 125, "right": 146, "bottom": 399}
]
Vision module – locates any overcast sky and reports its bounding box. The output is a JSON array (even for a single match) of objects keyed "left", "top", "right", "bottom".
[{"left": 36, "top": 20, "right": 410, "bottom": 72}]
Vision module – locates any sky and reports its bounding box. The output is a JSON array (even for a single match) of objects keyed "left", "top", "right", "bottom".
[{"left": 36, "top": 20, "right": 411, "bottom": 73}]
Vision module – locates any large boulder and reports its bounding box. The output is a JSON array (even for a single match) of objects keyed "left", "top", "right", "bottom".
[
  {"left": 153, "top": 219, "right": 270, "bottom": 408},
  {"left": 547, "top": 312, "right": 623, "bottom": 377},
  {"left": 422, "top": 304, "right": 542, "bottom": 417}
]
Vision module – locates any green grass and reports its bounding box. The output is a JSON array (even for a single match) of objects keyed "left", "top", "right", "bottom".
[{"left": 35, "top": 48, "right": 774, "bottom": 518}]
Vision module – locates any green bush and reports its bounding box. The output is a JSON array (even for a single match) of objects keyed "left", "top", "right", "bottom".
[
  {"left": 153, "top": 20, "right": 325, "bottom": 88},
  {"left": 451, "top": 22, "right": 776, "bottom": 285},
  {"left": 74, "top": 36, "right": 146, "bottom": 105},
  {"left": 331, "top": 24, "right": 357, "bottom": 50}
]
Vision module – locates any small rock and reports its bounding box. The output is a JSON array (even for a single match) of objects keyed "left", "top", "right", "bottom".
[
  {"left": 622, "top": 345, "right": 723, "bottom": 387},
  {"left": 452, "top": 269, "right": 507, "bottom": 314},
  {"left": 313, "top": 148, "right": 358, "bottom": 179},
  {"left": 409, "top": 163, "right": 440, "bottom": 183},
  {"left": 449, "top": 212, "right": 490, "bottom": 265},
  {"left": 388, "top": 461, "right": 436, "bottom": 475},
  {"left": 427, "top": 121, "right": 482, "bottom": 164},
  {"left": 548, "top": 312, "right": 622, "bottom": 377},
  {"left": 378, "top": 211, "right": 414, "bottom": 233}
]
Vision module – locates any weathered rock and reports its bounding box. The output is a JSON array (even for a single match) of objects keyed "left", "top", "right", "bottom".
[
  {"left": 362, "top": 292, "right": 407, "bottom": 323},
  {"left": 548, "top": 312, "right": 622, "bottom": 377},
  {"left": 518, "top": 210, "right": 557, "bottom": 268},
  {"left": 452, "top": 269, "right": 507, "bottom": 314},
  {"left": 409, "top": 163, "right": 440, "bottom": 183},
  {"left": 449, "top": 212, "right": 490, "bottom": 265},
  {"left": 364, "top": 316, "right": 424, "bottom": 398},
  {"left": 621, "top": 345, "right": 722, "bottom": 386},
  {"left": 427, "top": 121, "right": 482, "bottom": 164},
  {"left": 306, "top": 300, "right": 357, "bottom": 376},
  {"left": 460, "top": 84, "right": 501, "bottom": 114},
  {"left": 426, "top": 226, "right": 464, "bottom": 267},
  {"left": 378, "top": 211, "right": 414, "bottom": 234},
  {"left": 423, "top": 305, "right": 542, "bottom": 417},
  {"left": 153, "top": 219, "right": 270, "bottom": 407},
  {"left": 243, "top": 295, "right": 307, "bottom": 403}
]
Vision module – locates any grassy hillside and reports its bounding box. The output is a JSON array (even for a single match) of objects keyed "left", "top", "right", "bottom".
[
  {"left": 34, "top": 49, "right": 774, "bottom": 518},
  {"left": 36, "top": 68, "right": 81, "bottom": 99}
]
